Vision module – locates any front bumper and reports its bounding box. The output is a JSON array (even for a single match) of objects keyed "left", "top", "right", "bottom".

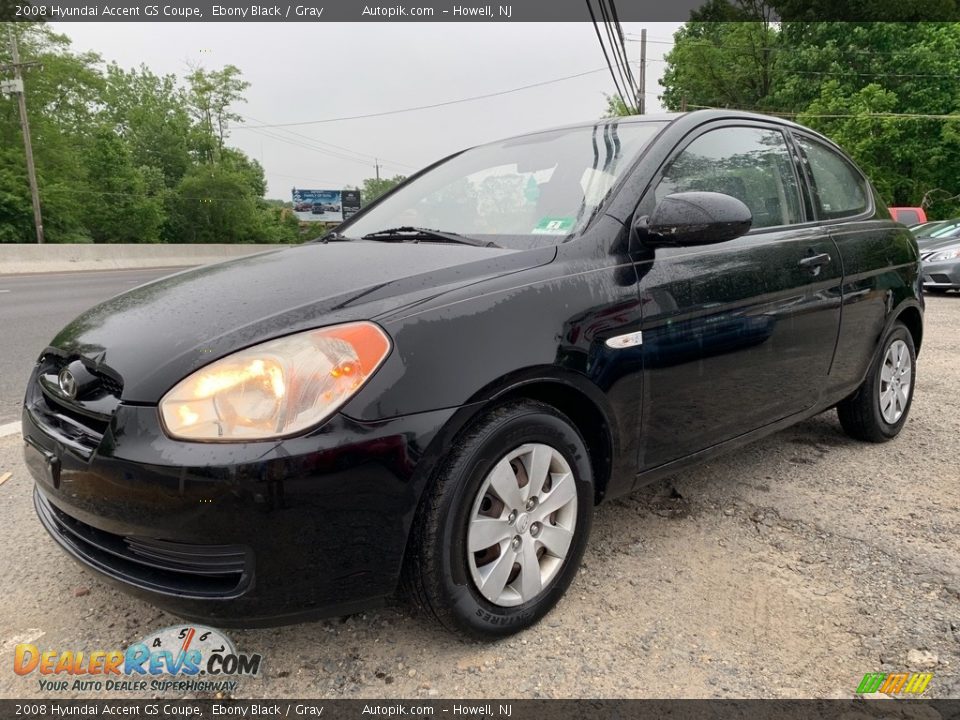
[
  {"left": 22, "top": 385, "right": 457, "bottom": 626},
  {"left": 921, "top": 258, "right": 960, "bottom": 289}
]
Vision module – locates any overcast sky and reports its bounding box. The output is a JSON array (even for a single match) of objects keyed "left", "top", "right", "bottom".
[{"left": 53, "top": 22, "right": 681, "bottom": 199}]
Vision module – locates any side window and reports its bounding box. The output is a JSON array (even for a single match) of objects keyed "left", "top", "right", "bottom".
[
  {"left": 655, "top": 126, "right": 803, "bottom": 229},
  {"left": 795, "top": 136, "right": 869, "bottom": 220}
]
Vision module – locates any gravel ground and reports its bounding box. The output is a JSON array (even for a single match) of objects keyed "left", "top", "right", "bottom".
[{"left": 1, "top": 295, "right": 958, "bottom": 700}]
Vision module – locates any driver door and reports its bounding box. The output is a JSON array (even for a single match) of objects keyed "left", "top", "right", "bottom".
[{"left": 632, "top": 122, "right": 843, "bottom": 471}]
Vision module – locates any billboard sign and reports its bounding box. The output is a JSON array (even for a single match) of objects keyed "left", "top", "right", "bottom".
[
  {"left": 292, "top": 188, "right": 362, "bottom": 223},
  {"left": 341, "top": 189, "right": 362, "bottom": 221}
]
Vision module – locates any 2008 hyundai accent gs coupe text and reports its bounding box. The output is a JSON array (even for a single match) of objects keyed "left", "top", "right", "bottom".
[{"left": 23, "top": 110, "right": 923, "bottom": 637}]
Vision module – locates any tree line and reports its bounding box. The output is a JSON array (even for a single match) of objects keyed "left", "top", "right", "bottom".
[
  {"left": 624, "top": 5, "right": 960, "bottom": 217},
  {"left": 0, "top": 23, "right": 309, "bottom": 244}
]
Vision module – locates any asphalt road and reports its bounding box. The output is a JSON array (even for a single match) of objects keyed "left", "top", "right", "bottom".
[
  {"left": 0, "top": 268, "right": 187, "bottom": 425},
  {"left": 0, "top": 293, "right": 957, "bottom": 700}
]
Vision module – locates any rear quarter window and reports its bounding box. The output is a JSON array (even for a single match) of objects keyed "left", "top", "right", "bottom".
[{"left": 795, "top": 135, "right": 869, "bottom": 220}]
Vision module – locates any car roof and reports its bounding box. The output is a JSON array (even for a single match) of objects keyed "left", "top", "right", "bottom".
[{"left": 482, "top": 109, "right": 837, "bottom": 150}]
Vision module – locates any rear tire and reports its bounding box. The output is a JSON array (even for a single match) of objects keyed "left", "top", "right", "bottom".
[
  {"left": 405, "top": 400, "right": 593, "bottom": 638},
  {"left": 837, "top": 322, "right": 916, "bottom": 443}
]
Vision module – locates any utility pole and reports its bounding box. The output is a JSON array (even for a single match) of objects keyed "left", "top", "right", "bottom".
[
  {"left": 638, "top": 28, "right": 647, "bottom": 115},
  {"left": 3, "top": 33, "right": 44, "bottom": 244},
  {"left": 374, "top": 158, "right": 381, "bottom": 181}
]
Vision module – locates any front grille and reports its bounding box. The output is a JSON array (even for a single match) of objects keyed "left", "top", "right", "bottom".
[
  {"left": 929, "top": 273, "right": 953, "bottom": 284},
  {"left": 37, "top": 354, "right": 123, "bottom": 405},
  {"left": 97, "top": 373, "right": 123, "bottom": 397},
  {"left": 35, "top": 490, "right": 253, "bottom": 600},
  {"left": 26, "top": 392, "right": 104, "bottom": 458},
  {"left": 27, "top": 355, "right": 124, "bottom": 459}
]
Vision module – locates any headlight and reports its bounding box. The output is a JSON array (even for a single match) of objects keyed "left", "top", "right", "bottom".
[
  {"left": 929, "top": 246, "right": 960, "bottom": 262},
  {"left": 159, "top": 322, "right": 391, "bottom": 441}
]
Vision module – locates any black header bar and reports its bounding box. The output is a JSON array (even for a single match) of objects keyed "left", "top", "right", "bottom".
[{"left": 3, "top": 0, "right": 960, "bottom": 22}]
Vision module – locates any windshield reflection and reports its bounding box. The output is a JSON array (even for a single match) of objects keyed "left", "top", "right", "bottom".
[{"left": 340, "top": 121, "right": 666, "bottom": 249}]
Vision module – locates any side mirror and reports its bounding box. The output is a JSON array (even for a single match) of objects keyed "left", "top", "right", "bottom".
[{"left": 635, "top": 191, "right": 752, "bottom": 247}]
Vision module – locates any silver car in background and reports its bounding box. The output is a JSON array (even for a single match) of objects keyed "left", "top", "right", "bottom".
[{"left": 920, "top": 233, "right": 960, "bottom": 293}]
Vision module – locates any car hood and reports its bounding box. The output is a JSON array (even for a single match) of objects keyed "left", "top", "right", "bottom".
[
  {"left": 920, "top": 236, "right": 960, "bottom": 253},
  {"left": 48, "top": 241, "right": 555, "bottom": 403}
]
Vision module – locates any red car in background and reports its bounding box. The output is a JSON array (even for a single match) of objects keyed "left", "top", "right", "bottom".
[{"left": 890, "top": 207, "right": 927, "bottom": 225}]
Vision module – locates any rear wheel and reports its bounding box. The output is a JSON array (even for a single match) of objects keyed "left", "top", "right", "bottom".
[
  {"left": 405, "top": 400, "right": 593, "bottom": 637},
  {"left": 837, "top": 322, "right": 916, "bottom": 442}
]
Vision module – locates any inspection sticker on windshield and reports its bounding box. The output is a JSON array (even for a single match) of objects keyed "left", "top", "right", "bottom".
[{"left": 532, "top": 217, "right": 575, "bottom": 235}]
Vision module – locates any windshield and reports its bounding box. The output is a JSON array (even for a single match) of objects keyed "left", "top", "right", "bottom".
[{"left": 339, "top": 121, "right": 666, "bottom": 248}]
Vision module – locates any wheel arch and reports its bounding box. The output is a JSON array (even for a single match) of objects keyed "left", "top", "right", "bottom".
[
  {"left": 489, "top": 379, "right": 615, "bottom": 506},
  {"left": 397, "top": 370, "right": 619, "bottom": 606},
  {"left": 415, "top": 368, "right": 620, "bottom": 511},
  {"left": 895, "top": 303, "right": 923, "bottom": 356}
]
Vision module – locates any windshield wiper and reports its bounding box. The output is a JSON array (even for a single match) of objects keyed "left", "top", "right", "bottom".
[
  {"left": 361, "top": 226, "right": 501, "bottom": 248},
  {"left": 309, "top": 231, "right": 353, "bottom": 244}
]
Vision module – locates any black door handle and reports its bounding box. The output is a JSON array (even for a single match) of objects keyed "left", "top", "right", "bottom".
[{"left": 798, "top": 252, "right": 831, "bottom": 269}]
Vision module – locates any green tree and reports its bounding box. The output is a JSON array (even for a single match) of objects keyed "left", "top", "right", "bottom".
[
  {"left": 657, "top": 16, "right": 960, "bottom": 210},
  {"left": 101, "top": 63, "right": 193, "bottom": 187},
  {"left": 165, "top": 163, "right": 263, "bottom": 244},
  {"left": 361, "top": 175, "right": 406, "bottom": 205},
  {"left": 0, "top": 24, "right": 299, "bottom": 244},
  {"left": 220, "top": 147, "right": 267, "bottom": 196},
  {"left": 603, "top": 94, "right": 632, "bottom": 118},
  {"left": 0, "top": 23, "right": 105, "bottom": 242},
  {"left": 0, "top": 148, "right": 33, "bottom": 243},
  {"left": 775, "top": 22, "right": 960, "bottom": 208},
  {"left": 80, "top": 129, "right": 165, "bottom": 243},
  {"left": 660, "top": 17, "right": 779, "bottom": 112},
  {"left": 185, "top": 64, "right": 250, "bottom": 163}
]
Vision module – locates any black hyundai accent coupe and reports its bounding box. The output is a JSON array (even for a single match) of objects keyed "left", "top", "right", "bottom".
[{"left": 23, "top": 110, "right": 923, "bottom": 637}]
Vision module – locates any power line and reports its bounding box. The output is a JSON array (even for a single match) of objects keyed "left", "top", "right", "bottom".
[
  {"left": 624, "top": 36, "right": 960, "bottom": 79},
  {"left": 41, "top": 186, "right": 271, "bottom": 203},
  {"left": 788, "top": 69, "right": 960, "bottom": 79},
  {"left": 585, "top": 0, "right": 629, "bottom": 111},
  {"left": 625, "top": 33, "right": 957, "bottom": 60},
  {"left": 598, "top": 0, "right": 639, "bottom": 110},
  {"left": 611, "top": 9, "right": 641, "bottom": 111},
  {"left": 267, "top": 170, "right": 356, "bottom": 186},
  {"left": 240, "top": 122, "right": 411, "bottom": 174},
  {"left": 236, "top": 112, "right": 415, "bottom": 170},
  {"left": 686, "top": 104, "right": 960, "bottom": 120},
  {"left": 235, "top": 117, "right": 415, "bottom": 183},
  {"left": 239, "top": 68, "right": 609, "bottom": 129}
]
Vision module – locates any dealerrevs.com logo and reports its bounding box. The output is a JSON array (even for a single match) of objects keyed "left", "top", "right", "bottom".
[{"left": 14, "top": 625, "right": 262, "bottom": 694}]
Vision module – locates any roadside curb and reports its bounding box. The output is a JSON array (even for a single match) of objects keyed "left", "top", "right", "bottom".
[{"left": 0, "top": 244, "right": 287, "bottom": 275}]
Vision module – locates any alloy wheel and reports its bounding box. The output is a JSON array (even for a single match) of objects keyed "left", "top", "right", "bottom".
[{"left": 879, "top": 339, "right": 912, "bottom": 424}]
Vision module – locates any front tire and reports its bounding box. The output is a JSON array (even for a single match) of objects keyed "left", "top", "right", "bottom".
[
  {"left": 837, "top": 322, "right": 916, "bottom": 442},
  {"left": 405, "top": 400, "right": 593, "bottom": 638}
]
